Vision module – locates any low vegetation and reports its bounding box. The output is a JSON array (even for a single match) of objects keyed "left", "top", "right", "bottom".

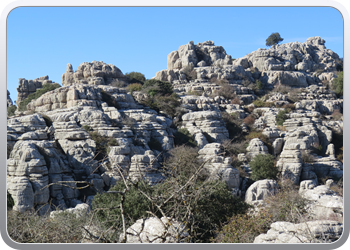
[{"left": 18, "top": 83, "right": 61, "bottom": 111}]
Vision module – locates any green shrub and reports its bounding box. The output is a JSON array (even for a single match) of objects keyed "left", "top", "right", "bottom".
[
  {"left": 18, "top": 83, "right": 61, "bottom": 111},
  {"left": 7, "top": 105, "right": 17, "bottom": 117},
  {"left": 89, "top": 131, "right": 118, "bottom": 161},
  {"left": 125, "top": 71, "right": 146, "bottom": 84},
  {"left": 276, "top": 109, "right": 288, "bottom": 126},
  {"left": 266, "top": 32, "right": 283, "bottom": 47},
  {"left": 142, "top": 79, "right": 173, "bottom": 97},
  {"left": 253, "top": 99, "right": 274, "bottom": 108},
  {"left": 256, "top": 79, "right": 263, "bottom": 90},
  {"left": 249, "top": 154, "right": 278, "bottom": 181},
  {"left": 174, "top": 128, "right": 197, "bottom": 147},
  {"left": 141, "top": 93, "right": 181, "bottom": 118},
  {"left": 332, "top": 71, "right": 343, "bottom": 96},
  {"left": 126, "top": 83, "right": 143, "bottom": 92},
  {"left": 92, "top": 180, "right": 153, "bottom": 231}
]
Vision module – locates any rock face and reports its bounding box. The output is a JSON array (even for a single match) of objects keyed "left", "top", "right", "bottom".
[
  {"left": 254, "top": 220, "right": 343, "bottom": 243},
  {"left": 181, "top": 111, "right": 229, "bottom": 147},
  {"left": 62, "top": 61, "right": 128, "bottom": 86},
  {"left": 235, "top": 36, "right": 342, "bottom": 73},
  {"left": 16, "top": 75, "right": 56, "bottom": 104},
  {"left": 7, "top": 36, "right": 343, "bottom": 243},
  {"left": 299, "top": 182, "right": 343, "bottom": 220},
  {"left": 7, "top": 90, "right": 13, "bottom": 107},
  {"left": 198, "top": 143, "right": 240, "bottom": 195}
]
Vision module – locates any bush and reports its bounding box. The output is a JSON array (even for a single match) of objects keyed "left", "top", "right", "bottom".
[
  {"left": 7, "top": 209, "right": 90, "bottom": 243},
  {"left": 142, "top": 79, "right": 173, "bottom": 97},
  {"left": 266, "top": 32, "right": 283, "bottom": 47},
  {"left": 89, "top": 131, "right": 118, "bottom": 161},
  {"left": 243, "top": 114, "right": 255, "bottom": 127},
  {"left": 92, "top": 180, "right": 153, "bottom": 231},
  {"left": 221, "top": 112, "right": 243, "bottom": 140},
  {"left": 18, "top": 83, "right": 61, "bottom": 111},
  {"left": 332, "top": 71, "right": 343, "bottom": 96},
  {"left": 212, "top": 212, "right": 272, "bottom": 243},
  {"left": 7, "top": 105, "right": 17, "bottom": 117},
  {"left": 126, "top": 83, "right": 143, "bottom": 93},
  {"left": 253, "top": 99, "right": 274, "bottom": 108},
  {"left": 174, "top": 128, "right": 197, "bottom": 147},
  {"left": 214, "top": 83, "right": 237, "bottom": 100},
  {"left": 141, "top": 93, "right": 181, "bottom": 117},
  {"left": 125, "top": 71, "right": 146, "bottom": 84},
  {"left": 249, "top": 154, "right": 278, "bottom": 181},
  {"left": 276, "top": 109, "right": 288, "bottom": 126}
]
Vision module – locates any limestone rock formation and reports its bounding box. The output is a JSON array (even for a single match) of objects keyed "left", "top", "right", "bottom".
[
  {"left": 62, "top": 61, "right": 128, "bottom": 86},
  {"left": 16, "top": 75, "right": 56, "bottom": 104},
  {"left": 254, "top": 220, "right": 343, "bottom": 243},
  {"left": 244, "top": 179, "right": 278, "bottom": 205},
  {"left": 7, "top": 90, "right": 13, "bottom": 107},
  {"left": 235, "top": 36, "right": 342, "bottom": 73},
  {"left": 181, "top": 111, "right": 229, "bottom": 147}
]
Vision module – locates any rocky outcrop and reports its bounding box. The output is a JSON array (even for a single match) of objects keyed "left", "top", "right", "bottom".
[
  {"left": 181, "top": 111, "right": 229, "bottom": 147},
  {"left": 198, "top": 143, "right": 240, "bottom": 195},
  {"left": 16, "top": 75, "right": 56, "bottom": 104},
  {"left": 235, "top": 36, "right": 342, "bottom": 74},
  {"left": 7, "top": 90, "right": 13, "bottom": 107},
  {"left": 246, "top": 138, "right": 269, "bottom": 159},
  {"left": 62, "top": 61, "right": 128, "bottom": 86},
  {"left": 299, "top": 182, "right": 343, "bottom": 220},
  {"left": 254, "top": 220, "right": 343, "bottom": 243}
]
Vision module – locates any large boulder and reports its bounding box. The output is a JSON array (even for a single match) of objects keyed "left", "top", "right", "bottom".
[
  {"left": 123, "top": 217, "right": 188, "bottom": 243},
  {"left": 254, "top": 220, "right": 343, "bottom": 243},
  {"left": 244, "top": 179, "right": 278, "bottom": 205}
]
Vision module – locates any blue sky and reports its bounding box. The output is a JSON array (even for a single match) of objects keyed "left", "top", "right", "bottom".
[{"left": 7, "top": 7, "right": 344, "bottom": 103}]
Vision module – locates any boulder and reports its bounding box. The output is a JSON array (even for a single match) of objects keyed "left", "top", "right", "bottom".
[
  {"left": 123, "top": 217, "right": 188, "bottom": 243},
  {"left": 254, "top": 220, "right": 343, "bottom": 243},
  {"left": 244, "top": 179, "right": 278, "bottom": 205}
]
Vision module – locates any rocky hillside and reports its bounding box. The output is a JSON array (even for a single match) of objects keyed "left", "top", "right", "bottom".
[{"left": 6, "top": 37, "right": 343, "bottom": 243}]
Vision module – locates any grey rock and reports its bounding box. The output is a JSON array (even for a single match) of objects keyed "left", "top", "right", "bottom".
[
  {"left": 245, "top": 179, "right": 279, "bottom": 205},
  {"left": 254, "top": 220, "right": 343, "bottom": 243}
]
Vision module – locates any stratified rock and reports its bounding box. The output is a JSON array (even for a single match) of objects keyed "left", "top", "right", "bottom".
[
  {"left": 7, "top": 90, "right": 13, "bottom": 107},
  {"left": 299, "top": 183, "right": 343, "bottom": 220},
  {"left": 198, "top": 143, "right": 240, "bottom": 195},
  {"left": 16, "top": 75, "right": 56, "bottom": 104},
  {"left": 246, "top": 138, "right": 268, "bottom": 160},
  {"left": 181, "top": 111, "right": 229, "bottom": 147},
  {"left": 254, "top": 220, "right": 343, "bottom": 243},
  {"left": 62, "top": 61, "right": 128, "bottom": 86}
]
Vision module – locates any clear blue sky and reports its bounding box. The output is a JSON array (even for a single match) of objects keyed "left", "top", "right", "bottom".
[{"left": 7, "top": 7, "right": 344, "bottom": 102}]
